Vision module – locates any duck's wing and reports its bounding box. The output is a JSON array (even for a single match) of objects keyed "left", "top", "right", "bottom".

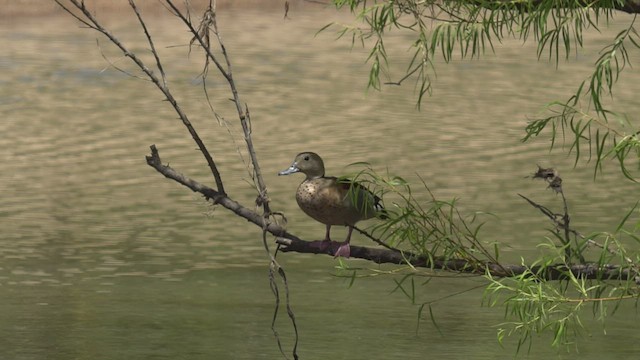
[{"left": 333, "top": 177, "right": 387, "bottom": 219}]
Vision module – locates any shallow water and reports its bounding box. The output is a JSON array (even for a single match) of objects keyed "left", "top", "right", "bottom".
[{"left": 1, "top": 3, "right": 639, "bottom": 359}]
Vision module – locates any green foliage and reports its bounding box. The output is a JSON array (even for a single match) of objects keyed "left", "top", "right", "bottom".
[
  {"left": 343, "top": 163, "right": 496, "bottom": 264},
  {"left": 485, "top": 228, "right": 640, "bottom": 354},
  {"left": 334, "top": 164, "right": 640, "bottom": 354},
  {"left": 524, "top": 18, "right": 640, "bottom": 180},
  {"left": 329, "top": 0, "right": 622, "bottom": 97},
  {"left": 328, "top": 0, "right": 640, "bottom": 179},
  {"left": 326, "top": 0, "right": 640, "bottom": 354}
]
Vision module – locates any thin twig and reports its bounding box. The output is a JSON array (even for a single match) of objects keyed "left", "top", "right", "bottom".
[
  {"left": 129, "top": 0, "right": 167, "bottom": 88},
  {"left": 165, "top": 1, "right": 230, "bottom": 81},
  {"left": 57, "top": 0, "right": 226, "bottom": 195},
  {"left": 165, "top": 0, "right": 269, "bottom": 211},
  {"left": 54, "top": 0, "right": 96, "bottom": 29},
  {"left": 263, "top": 230, "right": 299, "bottom": 360},
  {"left": 353, "top": 225, "right": 402, "bottom": 252},
  {"left": 161, "top": 4, "right": 297, "bottom": 358},
  {"left": 96, "top": 39, "right": 149, "bottom": 81},
  {"left": 519, "top": 192, "right": 632, "bottom": 265}
]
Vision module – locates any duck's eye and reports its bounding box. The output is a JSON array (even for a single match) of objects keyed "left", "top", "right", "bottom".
[{"left": 303, "top": 155, "right": 310, "bottom": 161}]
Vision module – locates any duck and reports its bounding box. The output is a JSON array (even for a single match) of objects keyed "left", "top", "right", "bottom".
[{"left": 278, "top": 152, "right": 386, "bottom": 258}]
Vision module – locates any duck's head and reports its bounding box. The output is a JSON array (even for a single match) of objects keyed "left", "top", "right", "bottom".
[{"left": 278, "top": 152, "right": 325, "bottom": 179}]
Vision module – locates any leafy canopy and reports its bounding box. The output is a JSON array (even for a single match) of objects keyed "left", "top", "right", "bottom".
[{"left": 329, "top": 0, "right": 640, "bottom": 180}]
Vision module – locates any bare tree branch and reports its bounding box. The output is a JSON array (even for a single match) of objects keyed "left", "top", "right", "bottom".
[
  {"left": 145, "top": 145, "right": 287, "bottom": 236},
  {"left": 276, "top": 237, "right": 639, "bottom": 282},
  {"left": 56, "top": 0, "right": 226, "bottom": 195},
  {"left": 129, "top": 0, "right": 167, "bottom": 88},
  {"left": 165, "top": 0, "right": 272, "bottom": 214},
  {"left": 146, "top": 145, "right": 639, "bottom": 283}
]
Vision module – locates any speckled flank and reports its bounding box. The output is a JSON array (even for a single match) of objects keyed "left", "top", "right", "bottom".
[{"left": 296, "top": 177, "right": 376, "bottom": 226}]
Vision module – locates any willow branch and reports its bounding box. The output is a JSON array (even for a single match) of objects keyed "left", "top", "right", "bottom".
[
  {"left": 275, "top": 237, "right": 638, "bottom": 282},
  {"left": 474, "top": 0, "right": 640, "bottom": 14},
  {"left": 145, "top": 145, "right": 638, "bottom": 283}
]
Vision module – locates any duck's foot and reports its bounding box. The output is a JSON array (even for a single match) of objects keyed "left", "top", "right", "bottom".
[
  {"left": 309, "top": 239, "right": 333, "bottom": 252},
  {"left": 333, "top": 242, "right": 351, "bottom": 258}
]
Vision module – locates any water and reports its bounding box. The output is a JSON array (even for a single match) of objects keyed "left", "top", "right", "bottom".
[{"left": 1, "top": 3, "right": 639, "bottom": 359}]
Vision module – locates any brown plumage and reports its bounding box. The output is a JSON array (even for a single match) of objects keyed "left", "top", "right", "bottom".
[{"left": 278, "top": 152, "right": 385, "bottom": 257}]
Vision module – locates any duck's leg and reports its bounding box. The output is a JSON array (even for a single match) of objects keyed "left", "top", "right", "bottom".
[
  {"left": 310, "top": 225, "right": 333, "bottom": 252},
  {"left": 333, "top": 226, "right": 353, "bottom": 258},
  {"left": 320, "top": 224, "right": 333, "bottom": 250},
  {"left": 324, "top": 224, "right": 332, "bottom": 241}
]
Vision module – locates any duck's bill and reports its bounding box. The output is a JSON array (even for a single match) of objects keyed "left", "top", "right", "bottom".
[{"left": 278, "top": 164, "right": 300, "bottom": 176}]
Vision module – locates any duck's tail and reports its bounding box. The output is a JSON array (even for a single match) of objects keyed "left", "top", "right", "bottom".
[
  {"left": 340, "top": 178, "right": 389, "bottom": 220},
  {"left": 373, "top": 195, "right": 389, "bottom": 220}
]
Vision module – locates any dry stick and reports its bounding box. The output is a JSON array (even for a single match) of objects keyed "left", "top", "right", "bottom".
[
  {"left": 264, "top": 222, "right": 301, "bottom": 359},
  {"left": 129, "top": 0, "right": 167, "bottom": 88},
  {"left": 190, "top": 3, "right": 253, "bottom": 183},
  {"left": 166, "top": 0, "right": 270, "bottom": 211},
  {"left": 163, "top": 2, "right": 298, "bottom": 357},
  {"left": 57, "top": 0, "right": 296, "bottom": 355},
  {"left": 211, "top": 17, "right": 300, "bottom": 360},
  {"left": 264, "top": 231, "right": 299, "bottom": 360},
  {"left": 165, "top": 1, "right": 229, "bottom": 82},
  {"left": 519, "top": 192, "right": 572, "bottom": 260},
  {"left": 559, "top": 189, "right": 587, "bottom": 263},
  {"left": 520, "top": 193, "right": 637, "bottom": 268},
  {"left": 55, "top": 0, "right": 226, "bottom": 195}
]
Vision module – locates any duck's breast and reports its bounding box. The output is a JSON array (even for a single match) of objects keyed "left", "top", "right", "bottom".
[{"left": 295, "top": 178, "right": 376, "bottom": 226}]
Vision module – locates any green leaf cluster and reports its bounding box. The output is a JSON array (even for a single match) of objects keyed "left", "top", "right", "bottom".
[
  {"left": 328, "top": 0, "right": 640, "bottom": 179},
  {"left": 335, "top": 164, "right": 640, "bottom": 354}
]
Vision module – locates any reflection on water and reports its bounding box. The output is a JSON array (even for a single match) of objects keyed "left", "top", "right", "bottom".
[{"left": 1, "top": 4, "right": 639, "bottom": 360}]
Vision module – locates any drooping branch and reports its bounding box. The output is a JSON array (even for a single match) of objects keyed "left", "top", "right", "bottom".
[
  {"left": 165, "top": 0, "right": 270, "bottom": 212},
  {"left": 56, "top": 0, "right": 296, "bottom": 355},
  {"left": 145, "top": 3, "right": 296, "bottom": 357},
  {"left": 146, "top": 145, "right": 638, "bottom": 283},
  {"left": 536, "top": 0, "right": 640, "bottom": 14}
]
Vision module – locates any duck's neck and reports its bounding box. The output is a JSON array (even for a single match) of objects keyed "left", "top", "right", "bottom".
[{"left": 305, "top": 172, "right": 325, "bottom": 180}]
